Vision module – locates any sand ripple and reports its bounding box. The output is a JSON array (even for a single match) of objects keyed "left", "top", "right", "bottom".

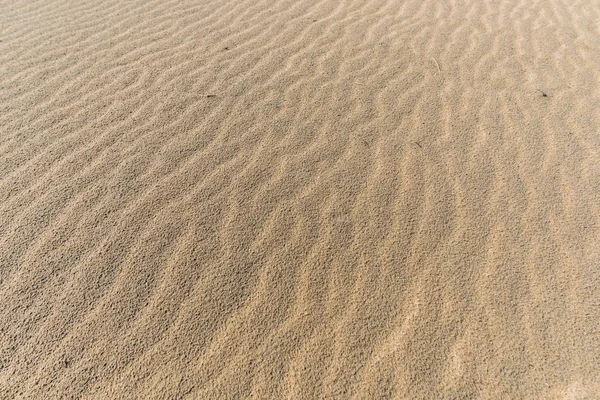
[{"left": 1, "top": 0, "right": 599, "bottom": 398}]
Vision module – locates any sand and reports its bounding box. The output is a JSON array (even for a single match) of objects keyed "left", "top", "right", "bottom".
[{"left": 1, "top": 0, "right": 599, "bottom": 398}]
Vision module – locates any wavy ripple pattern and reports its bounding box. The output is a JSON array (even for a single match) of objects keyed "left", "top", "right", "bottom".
[{"left": 1, "top": 0, "right": 599, "bottom": 398}]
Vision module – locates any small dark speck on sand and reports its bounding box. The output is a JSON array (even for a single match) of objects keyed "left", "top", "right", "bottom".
[
  {"left": 224, "top": 47, "right": 229, "bottom": 50},
  {"left": 207, "top": 95, "right": 217, "bottom": 98}
]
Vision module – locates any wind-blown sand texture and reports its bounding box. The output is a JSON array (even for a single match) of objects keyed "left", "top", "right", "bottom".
[{"left": 1, "top": 0, "right": 600, "bottom": 398}]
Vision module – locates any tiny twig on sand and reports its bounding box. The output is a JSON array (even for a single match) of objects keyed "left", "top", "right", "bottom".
[
  {"left": 414, "top": 141, "right": 422, "bottom": 148},
  {"left": 431, "top": 57, "right": 440, "bottom": 72},
  {"left": 536, "top": 89, "right": 548, "bottom": 97}
]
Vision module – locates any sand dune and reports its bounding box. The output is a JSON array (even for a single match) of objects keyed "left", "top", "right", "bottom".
[{"left": 1, "top": 0, "right": 600, "bottom": 398}]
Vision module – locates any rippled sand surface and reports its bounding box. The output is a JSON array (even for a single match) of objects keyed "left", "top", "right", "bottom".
[{"left": 1, "top": 0, "right": 599, "bottom": 398}]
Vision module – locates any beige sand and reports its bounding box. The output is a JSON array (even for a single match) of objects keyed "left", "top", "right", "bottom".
[{"left": 1, "top": 0, "right": 599, "bottom": 398}]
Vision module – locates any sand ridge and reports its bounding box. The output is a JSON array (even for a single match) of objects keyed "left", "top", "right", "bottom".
[{"left": 1, "top": 0, "right": 599, "bottom": 398}]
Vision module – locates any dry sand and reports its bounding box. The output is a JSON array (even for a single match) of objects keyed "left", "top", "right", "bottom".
[{"left": 1, "top": 0, "right": 600, "bottom": 398}]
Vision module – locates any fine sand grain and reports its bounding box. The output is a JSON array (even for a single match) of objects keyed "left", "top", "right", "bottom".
[{"left": 1, "top": 0, "right": 600, "bottom": 398}]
